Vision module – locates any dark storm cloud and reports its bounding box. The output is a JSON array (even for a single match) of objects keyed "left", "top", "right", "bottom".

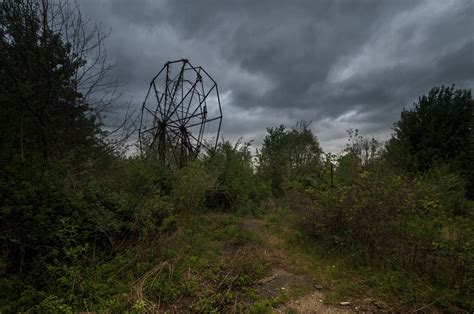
[{"left": 81, "top": 0, "right": 474, "bottom": 153}]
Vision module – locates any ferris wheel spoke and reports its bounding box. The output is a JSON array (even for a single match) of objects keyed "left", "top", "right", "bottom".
[
  {"left": 184, "top": 84, "right": 215, "bottom": 125},
  {"left": 187, "top": 131, "right": 209, "bottom": 151},
  {"left": 165, "top": 75, "right": 202, "bottom": 121},
  {"left": 167, "top": 128, "right": 181, "bottom": 145},
  {"left": 165, "top": 124, "right": 183, "bottom": 134},
  {"left": 199, "top": 71, "right": 208, "bottom": 115},
  {"left": 166, "top": 62, "right": 186, "bottom": 118},
  {"left": 166, "top": 111, "right": 206, "bottom": 128},
  {"left": 141, "top": 125, "right": 160, "bottom": 134},
  {"left": 163, "top": 63, "right": 182, "bottom": 119},
  {"left": 185, "top": 115, "right": 222, "bottom": 129},
  {"left": 198, "top": 117, "right": 206, "bottom": 148},
  {"left": 184, "top": 68, "right": 202, "bottom": 119},
  {"left": 181, "top": 70, "right": 184, "bottom": 121},
  {"left": 143, "top": 105, "right": 158, "bottom": 119},
  {"left": 152, "top": 82, "right": 165, "bottom": 120}
]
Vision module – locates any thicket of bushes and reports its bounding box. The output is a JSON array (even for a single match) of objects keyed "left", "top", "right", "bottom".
[
  {"left": 299, "top": 158, "right": 473, "bottom": 308},
  {"left": 0, "top": 142, "right": 263, "bottom": 311}
]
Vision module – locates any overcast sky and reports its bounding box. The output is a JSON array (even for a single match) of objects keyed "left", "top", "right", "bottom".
[{"left": 81, "top": 0, "right": 474, "bottom": 154}]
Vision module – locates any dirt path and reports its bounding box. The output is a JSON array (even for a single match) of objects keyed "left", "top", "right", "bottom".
[{"left": 240, "top": 217, "right": 353, "bottom": 313}]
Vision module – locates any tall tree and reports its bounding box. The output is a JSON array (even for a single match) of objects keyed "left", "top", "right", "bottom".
[
  {"left": 257, "top": 121, "right": 322, "bottom": 195},
  {"left": 386, "top": 86, "right": 474, "bottom": 195},
  {"left": 0, "top": 0, "right": 117, "bottom": 163}
]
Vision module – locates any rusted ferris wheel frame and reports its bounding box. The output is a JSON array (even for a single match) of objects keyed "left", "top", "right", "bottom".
[{"left": 139, "top": 59, "right": 223, "bottom": 167}]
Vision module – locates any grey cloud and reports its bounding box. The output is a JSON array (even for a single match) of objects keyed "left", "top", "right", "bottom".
[{"left": 80, "top": 0, "right": 474, "bottom": 153}]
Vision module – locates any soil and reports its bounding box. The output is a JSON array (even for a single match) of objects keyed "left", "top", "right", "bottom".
[
  {"left": 277, "top": 291, "right": 352, "bottom": 314},
  {"left": 240, "top": 217, "right": 355, "bottom": 313},
  {"left": 255, "top": 268, "right": 313, "bottom": 298}
]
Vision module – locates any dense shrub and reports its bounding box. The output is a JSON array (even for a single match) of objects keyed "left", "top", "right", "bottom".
[
  {"left": 0, "top": 153, "right": 177, "bottom": 310},
  {"left": 257, "top": 122, "right": 322, "bottom": 196},
  {"left": 205, "top": 141, "right": 269, "bottom": 211},
  {"left": 1, "top": 163, "right": 118, "bottom": 267},
  {"left": 172, "top": 161, "right": 214, "bottom": 212},
  {"left": 385, "top": 86, "right": 474, "bottom": 197},
  {"left": 300, "top": 160, "right": 474, "bottom": 309}
]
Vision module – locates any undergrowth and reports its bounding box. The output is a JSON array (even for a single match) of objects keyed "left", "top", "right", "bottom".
[
  {"left": 128, "top": 212, "right": 270, "bottom": 312},
  {"left": 263, "top": 203, "right": 472, "bottom": 312}
]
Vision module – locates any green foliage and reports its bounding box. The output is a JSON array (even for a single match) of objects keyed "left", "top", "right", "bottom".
[
  {"left": 257, "top": 121, "right": 322, "bottom": 196},
  {"left": 343, "top": 129, "right": 382, "bottom": 166},
  {"left": 298, "top": 132, "right": 474, "bottom": 310},
  {"left": 0, "top": 137, "right": 270, "bottom": 311},
  {"left": 172, "top": 161, "right": 214, "bottom": 212},
  {"left": 0, "top": 4, "right": 123, "bottom": 308},
  {"left": 0, "top": 153, "right": 179, "bottom": 311},
  {"left": 111, "top": 156, "right": 170, "bottom": 198},
  {"left": 131, "top": 213, "right": 267, "bottom": 313},
  {"left": 205, "top": 140, "right": 269, "bottom": 211},
  {"left": 386, "top": 85, "right": 474, "bottom": 197},
  {"left": 0, "top": 0, "right": 103, "bottom": 163},
  {"left": 36, "top": 296, "right": 73, "bottom": 313},
  {"left": 1, "top": 162, "right": 118, "bottom": 265}
]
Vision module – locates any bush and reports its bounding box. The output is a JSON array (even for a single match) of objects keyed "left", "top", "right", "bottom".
[
  {"left": 0, "top": 161, "right": 123, "bottom": 269},
  {"left": 385, "top": 86, "right": 474, "bottom": 198},
  {"left": 172, "top": 161, "right": 214, "bottom": 212},
  {"left": 257, "top": 122, "right": 322, "bottom": 196},
  {"left": 204, "top": 141, "right": 268, "bottom": 211},
  {"left": 300, "top": 162, "right": 474, "bottom": 309},
  {"left": 0, "top": 153, "right": 175, "bottom": 311}
]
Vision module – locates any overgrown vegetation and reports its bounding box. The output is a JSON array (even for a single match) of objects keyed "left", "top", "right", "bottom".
[{"left": 1, "top": 0, "right": 473, "bottom": 312}]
